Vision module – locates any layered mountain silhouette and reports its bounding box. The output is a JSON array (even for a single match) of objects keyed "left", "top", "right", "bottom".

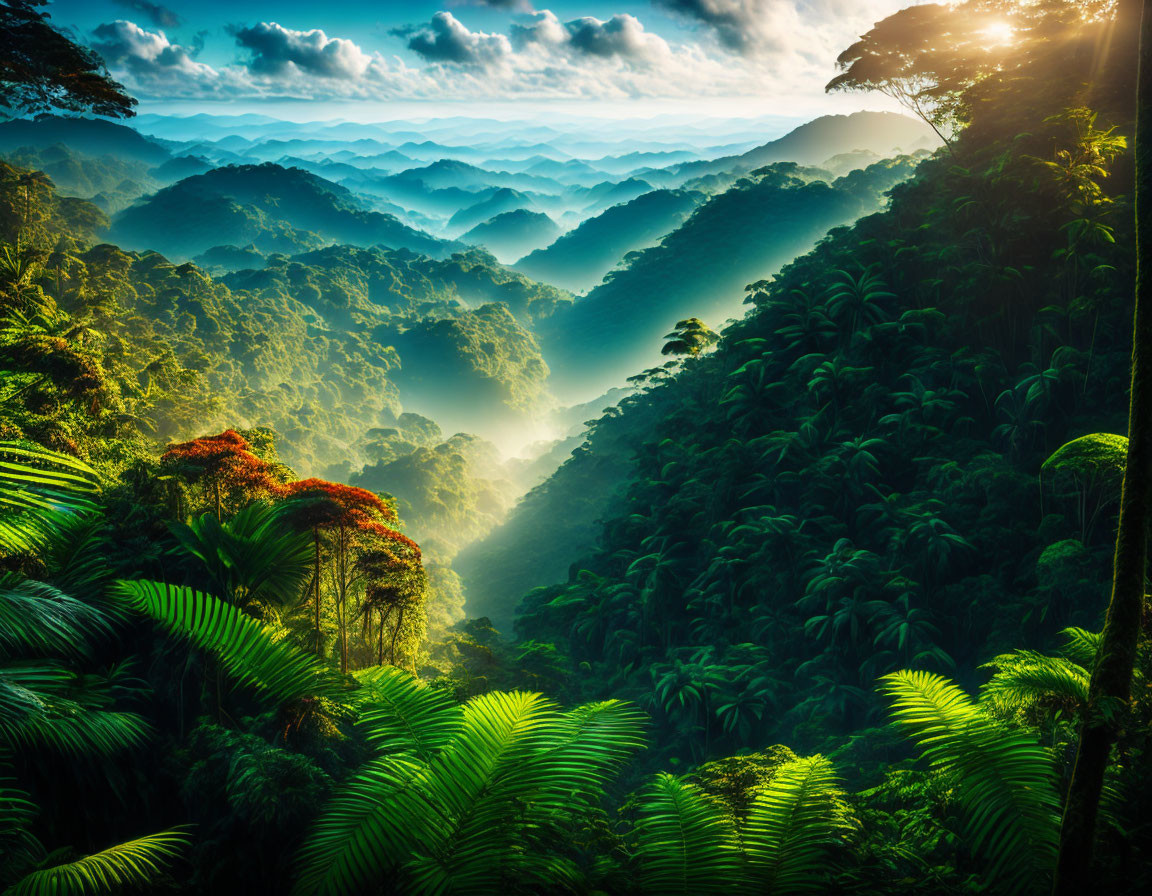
[
  {"left": 111, "top": 163, "right": 454, "bottom": 260},
  {"left": 461, "top": 209, "right": 560, "bottom": 264},
  {"left": 515, "top": 188, "right": 704, "bottom": 294}
]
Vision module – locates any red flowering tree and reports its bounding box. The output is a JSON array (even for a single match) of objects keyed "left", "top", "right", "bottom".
[
  {"left": 277, "top": 478, "right": 416, "bottom": 672},
  {"left": 161, "top": 430, "right": 281, "bottom": 519}
]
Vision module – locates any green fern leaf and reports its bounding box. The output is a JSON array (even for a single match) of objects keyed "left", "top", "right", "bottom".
[
  {"left": 743, "top": 755, "right": 846, "bottom": 894},
  {"left": 881, "top": 670, "right": 1060, "bottom": 895},
  {"left": 631, "top": 772, "right": 743, "bottom": 896},
  {"left": 4, "top": 829, "right": 189, "bottom": 896},
  {"left": 118, "top": 580, "right": 339, "bottom": 705}
]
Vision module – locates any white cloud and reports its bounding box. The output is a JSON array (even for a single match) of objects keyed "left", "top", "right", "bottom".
[
  {"left": 229, "top": 22, "right": 407, "bottom": 85},
  {"left": 90, "top": 20, "right": 219, "bottom": 89},
  {"left": 89, "top": 4, "right": 914, "bottom": 104},
  {"left": 403, "top": 12, "right": 513, "bottom": 68}
]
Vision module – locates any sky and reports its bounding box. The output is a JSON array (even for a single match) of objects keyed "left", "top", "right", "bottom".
[{"left": 46, "top": 1, "right": 920, "bottom": 119}]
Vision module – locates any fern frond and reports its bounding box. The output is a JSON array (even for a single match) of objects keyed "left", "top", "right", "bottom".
[
  {"left": 4, "top": 828, "right": 189, "bottom": 896},
  {"left": 631, "top": 772, "right": 743, "bottom": 896},
  {"left": 117, "top": 580, "right": 340, "bottom": 705},
  {"left": 1059, "top": 627, "right": 1101, "bottom": 668},
  {"left": 294, "top": 692, "right": 644, "bottom": 896},
  {"left": 743, "top": 755, "right": 847, "bottom": 894},
  {"left": 881, "top": 670, "right": 1060, "bottom": 895},
  {"left": 979, "top": 651, "right": 1089, "bottom": 719}
]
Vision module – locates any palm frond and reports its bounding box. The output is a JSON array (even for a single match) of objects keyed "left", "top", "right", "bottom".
[
  {"left": 0, "top": 443, "right": 100, "bottom": 557},
  {"left": 0, "top": 779, "right": 42, "bottom": 887},
  {"left": 117, "top": 580, "right": 340, "bottom": 705},
  {"left": 0, "top": 577, "right": 114, "bottom": 660},
  {"left": 294, "top": 692, "right": 644, "bottom": 896},
  {"left": 168, "top": 504, "right": 313, "bottom": 609},
  {"left": 352, "top": 666, "right": 462, "bottom": 760},
  {"left": 0, "top": 661, "right": 150, "bottom": 756},
  {"left": 631, "top": 772, "right": 743, "bottom": 896},
  {"left": 881, "top": 670, "right": 1060, "bottom": 895},
  {"left": 40, "top": 516, "right": 114, "bottom": 602},
  {"left": 743, "top": 755, "right": 847, "bottom": 894},
  {"left": 4, "top": 828, "right": 189, "bottom": 896}
]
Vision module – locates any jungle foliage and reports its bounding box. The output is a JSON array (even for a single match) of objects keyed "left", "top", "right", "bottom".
[{"left": 3, "top": 0, "right": 1152, "bottom": 894}]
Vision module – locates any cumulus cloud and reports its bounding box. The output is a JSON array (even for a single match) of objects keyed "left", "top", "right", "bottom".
[
  {"left": 513, "top": 11, "right": 671, "bottom": 63},
  {"left": 90, "top": 20, "right": 216, "bottom": 85},
  {"left": 88, "top": 3, "right": 913, "bottom": 104},
  {"left": 111, "top": 0, "right": 182, "bottom": 29},
  {"left": 402, "top": 12, "right": 512, "bottom": 67},
  {"left": 654, "top": 0, "right": 907, "bottom": 60},
  {"left": 232, "top": 22, "right": 388, "bottom": 80}
]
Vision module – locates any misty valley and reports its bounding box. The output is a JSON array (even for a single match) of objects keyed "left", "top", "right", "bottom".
[{"left": 1, "top": 0, "right": 1151, "bottom": 894}]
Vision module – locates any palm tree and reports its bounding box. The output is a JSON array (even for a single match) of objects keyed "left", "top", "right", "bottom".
[{"left": 168, "top": 503, "right": 313, "bottom": 616}]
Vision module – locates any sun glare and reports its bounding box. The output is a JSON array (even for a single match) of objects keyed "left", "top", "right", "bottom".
[{"left": 981, "top": 20, "right": 1017, "bottom": 47}]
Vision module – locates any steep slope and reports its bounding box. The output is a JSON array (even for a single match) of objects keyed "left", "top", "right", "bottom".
[
  {"left": 658, "top": 111, "right": 937, "bottom": 185},
  {"left": 111, "top": 163, "right": 454, "bottom": 260},
  {"left": 514, "top": 188, "right": 705, "bottom": 293},
  {"left": 0, "top": 115, "right": 172, "bottom": 165},
  {"left": 460, "top": 209, "right": 560, "bottom": 264},
  {"left": 540, "top": 158, "right": 920, "bottom": 398},
  {"left": 1, "top": 144, "right": 157, "bottom": 212},
  {"left": 463, "top": 86, "right": 1131, "bottom": 764},
  {"left": 448, "top": 188, "right": 535, "bottom": 235}
]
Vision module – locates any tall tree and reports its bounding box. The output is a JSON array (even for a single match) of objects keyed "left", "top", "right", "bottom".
[
  {"left": 161, "top": 430, "right": 281, "bottom": 519},
  {"left": 1054, "top": 1, "right": 1152, "bottom": 891},
  {"left": 0, "top": 1, "right": 135, "bottom": 119},
  {"left": 278, "top": 479, "right": 408, "bottom": 672}
]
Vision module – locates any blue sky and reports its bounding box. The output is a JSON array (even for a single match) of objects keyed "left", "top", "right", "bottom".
[{"left": 46, "top": 1, "right": 916, "bottom": 118}]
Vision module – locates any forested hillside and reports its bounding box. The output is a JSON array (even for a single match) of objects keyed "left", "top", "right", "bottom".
[
  {"left": 514, "top": 187, "right": 705, "bottom": 293},
  {"left": 541, "top": 155, "right": 926, "bottom": 396}
]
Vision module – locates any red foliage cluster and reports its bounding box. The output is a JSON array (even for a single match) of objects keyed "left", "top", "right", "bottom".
[
  {"left": 277, "top": 477, "right": 398, "bottom": 532},
  {"left": 362, "top": 522, "right": 422, "bottom": 563},
  {"left": 161, "top": 430, "right": 279, "bottom": 496}
]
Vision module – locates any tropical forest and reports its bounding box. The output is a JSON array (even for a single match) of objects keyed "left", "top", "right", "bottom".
[{"left": 2, "top": 0, "right": 1151, "bottom": 893}]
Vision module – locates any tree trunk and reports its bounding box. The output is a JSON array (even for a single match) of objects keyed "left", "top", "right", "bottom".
[
  {"left": 1053, "top": 4, "right": 1152, "bottom": 891},
  {"left": 338, "top": 526, "right": 349, "bottom": 675},
  {"left": 390, "top": 607, "right": 404, "bottom": 666},
  {"left": 313, "top": 528, "right": 322, "bottom": 656}
]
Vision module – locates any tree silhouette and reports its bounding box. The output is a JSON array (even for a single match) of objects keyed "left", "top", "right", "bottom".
[
  {"left": 0, "top": 1, "right": 135, "bottom": 119},
  {"left": 662, "top": 317, "right": 719, "bottom": 357}
]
